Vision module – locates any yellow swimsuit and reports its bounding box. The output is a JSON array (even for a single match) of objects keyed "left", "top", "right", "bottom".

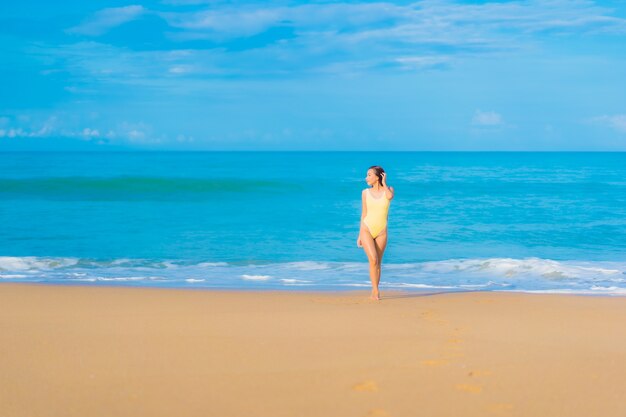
[{"left": 363, "top": 188, "right": 390, "bottom": 239}]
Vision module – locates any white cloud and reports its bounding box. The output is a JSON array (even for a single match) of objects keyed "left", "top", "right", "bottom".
[
  {"left": 67, "top": 5, "right": 145, "bottom": 36},
  {"left": 0, "top": 113, "right": 170, "bottom": 145},
  {"left": 164, "top": 8, "right": 283, "bottom": 40},
  {"left": 82, "top": 128, "right": 100, "bottom": 138},
  {"left": 176, "top": 134, "right": 195, "bottom": 143},
  {"left": 128, "top": 130, "right": 145, "bottom": 140},
  {"left": 472, "top": 110, "right": 504, "bottom": 126},
  {"left": 588, "top": 114, "right": 626, "bottom": 133},
  {"left": 160, "top": 3, "right": 405, "bottom": 39},
  {"left": 0, "top": 116, "right": 58, "bottom": 138},
  {"left": 168, "top": 65, "right": 194, "bottom": 74},
  {"left": 34, "top": 116, "right": 58, "bottom": 136},
  {"left": 0, "top": 128, "right": 24, "bottom": 138},
  {"left": 160, "top": 0, "right": 626, "bottom": 44},
  {"left": 117, "top": 121, "right": 167, "bottom": 144},
  {"left": 394, "top": 55, "right": 452, "bottom": 71},
  {"left": 160, "top": 0, "right": 218, "bottom": 4},
  {"left": 26, "top": 0, "right": 626, "bottom": 83}
]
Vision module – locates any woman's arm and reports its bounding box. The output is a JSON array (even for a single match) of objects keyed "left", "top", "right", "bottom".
[
  {"left": 381, "top": 172, "right": 394, "bottom": 200},
  {"left": 384, "top": 185, "right": 394, "bottom": 200},
  {"left": 360, "top": 189, "right": 367, "bottom": 230},
  {"left": 357, "top": 190, "right": 367, "bottom": 246}
]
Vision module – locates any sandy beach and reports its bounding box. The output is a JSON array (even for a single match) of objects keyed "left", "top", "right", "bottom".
[{"left": 1, "top": 283, "right": 625, "bottom": 417}]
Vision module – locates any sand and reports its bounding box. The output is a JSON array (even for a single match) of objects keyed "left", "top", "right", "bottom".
[{"left": 1, "top": 283, "right": 625, "bottom": 417}]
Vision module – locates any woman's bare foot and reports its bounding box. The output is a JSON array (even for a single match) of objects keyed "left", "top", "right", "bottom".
[{"left": 370, "top": 292, "right": 381, "bottom": 301}]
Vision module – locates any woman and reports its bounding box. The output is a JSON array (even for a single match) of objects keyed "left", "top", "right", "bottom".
[{"left": 357, "top": 166, "right": 394, "bottom": 300}]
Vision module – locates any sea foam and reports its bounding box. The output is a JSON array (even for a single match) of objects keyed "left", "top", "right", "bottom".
[{"left": 0, "top": 256, "right": 625, "bottom": 295}]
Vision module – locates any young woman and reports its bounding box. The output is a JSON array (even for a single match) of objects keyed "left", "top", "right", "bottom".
[{"left": 357, "top": 166, "right": 394, "bottom": 300}]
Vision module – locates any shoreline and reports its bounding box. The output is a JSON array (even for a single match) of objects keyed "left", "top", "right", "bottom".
[
  {"left": 2, "top": 280, "right": 626, "bottom": 298},
  {"left": 2, "top": 282, "right": 626, "bottom": 416},
  {"left": 2, "top": 257, "right": 626, "bottom": 297}
]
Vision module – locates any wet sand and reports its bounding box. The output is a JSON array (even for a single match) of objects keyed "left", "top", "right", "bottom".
[{"left": 1, "top": 283, "right": 625, "bottom": 417}]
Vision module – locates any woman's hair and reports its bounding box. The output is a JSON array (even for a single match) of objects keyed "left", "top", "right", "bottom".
[{"left": 368, "top": 165, "right": 385, "bottom": 187}]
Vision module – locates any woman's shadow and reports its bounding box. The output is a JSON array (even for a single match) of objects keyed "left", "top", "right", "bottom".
[{"left": 380, "top": 289, "right": 488, "bottom": 300}]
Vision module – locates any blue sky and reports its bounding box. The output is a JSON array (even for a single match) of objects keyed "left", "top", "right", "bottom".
[{"left": 1, "top": 0, "right": 625, "bottom": 151}]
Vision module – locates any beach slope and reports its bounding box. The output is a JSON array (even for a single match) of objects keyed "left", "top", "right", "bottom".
[{"left": 1, "top": 283, "right": 625, "bottom": 417}]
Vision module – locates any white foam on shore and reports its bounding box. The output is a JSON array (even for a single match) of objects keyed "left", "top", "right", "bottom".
[
  {"left": 0, "top": 274, "right": 29, "bottom": 278},
  {"left": 419, "top": 257, "right": 624, "bottom": 280},
  {"left": 1, "top": 256, "right": 625, "bottom": 295},
  {"left": 241, "top": 274, "right": 271, "bottom": 281},
  {"left": 0, "top": 256, "right": 79, "bottom": 271},
  {"left": 283, "top": 261, "right": 331, "bottom": 270},
  {"left": 196, "top": 262, "right": 229, "bottom": 267},
  {"left": 392, "top": 283, "right": 458, "bottom": 289},
  {"left": 280, "top": 278, "right": 312, "bottom": 284},
  {"left": 590, "top": 286, "right": 626, "bottom": 294},
  {"left": 96, "top": 276, "right": 146, "bottom": 281}
]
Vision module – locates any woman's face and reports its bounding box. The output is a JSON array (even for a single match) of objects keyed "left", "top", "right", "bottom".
[{"left": 365, "top": 169, "right": 378, "bottom": 186}]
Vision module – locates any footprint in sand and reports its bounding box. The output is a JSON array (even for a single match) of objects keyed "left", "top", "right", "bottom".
[
  {"left": 420, "top": 311, "right": 450, "bottom": 325},
  {"left": 468, "top": 370, "right": 493, "bottom": 377},
  {"left": 310, "top": 297, "right": 363, "bottom": 305},
  {"left": 442, "top": 339, "right": 465, "bottom": 359},
  {"left": 442, "top": 351, "right": 465, "bottom": 359},
  {"left": 366, "top": 409, "right": 391, "bottom": 417},
  {"left": 443, "top": 345, "right": 463, "bottom": 352},
  {"left": 455, "top": 383, "right": 483, "bottom": 393},
  {"left": 420, "top": 359, "right": 449, "bottom": 367},
  {"left": 352, "top": 380, "right": 378, "bottom": 392},
  {"left": 485, "top": 403, "right": 514, "bottom": 414}
]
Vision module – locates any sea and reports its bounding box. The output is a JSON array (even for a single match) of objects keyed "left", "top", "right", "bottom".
[{"left": 1, "top": 151, "right": 625, "bottom": 295}]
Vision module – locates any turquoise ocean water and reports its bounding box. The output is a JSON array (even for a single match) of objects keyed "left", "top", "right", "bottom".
[{"left": 1, "top": 151, "right": 625, "bottom": 295}]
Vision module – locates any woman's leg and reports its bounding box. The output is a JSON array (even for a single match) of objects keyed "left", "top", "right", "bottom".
[
  {"left": 359, "top": 227, "right": 380, "bottom": 299},
  {"left": 374, "top": 229, "right": 388, "bottom": 289}
]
